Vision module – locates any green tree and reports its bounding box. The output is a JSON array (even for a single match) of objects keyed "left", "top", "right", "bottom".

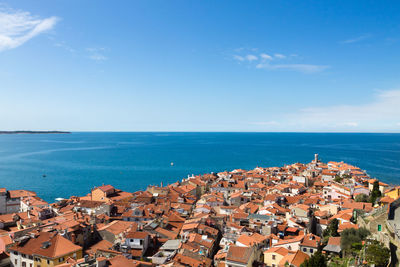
[
  {"left": 369, "top": 180, "right": 382, "bottom": 204},
  {"left": 340, "top": 228, "right": 370, "bottom": 256},
  {"left": 307, "top": 215, "right": 318, "bottom": 235},
  {"left": 355, "top": 193, "right": 369, "bottom": 202},
  {"left": 334, "top": 175, "right": 343, "bottom": 183},
  {"left": 300, "top": 251, "right": 327, "bottom": 267},
  {"left": 323, "top": 218, "right": 339, "bottom": 237},
  {"left": 365, "top": 241, "right": 390, "bottom": 267}
]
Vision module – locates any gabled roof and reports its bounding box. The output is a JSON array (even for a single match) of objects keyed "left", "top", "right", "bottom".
[
  {"left": 9, "top": 232, "right": 82, "bottom": 259},
  {"left": 323, "top": 236, "right": 341, "bottom": 253},
  {"left": 126, "top": 231, "right": 149, "bottom": 239},
  {"left": 98, "top": 220, "right": 136, "bottom": 235},
  {"left": 300, "top": 234, "right": 320, "bottom": 248},
  {"left": 85, "top": 239, "right": 113, "bottom": 255},
  {"left": 226, "top": 245, "right": 254, "bottom": 264},
  {"left": 279, "top": 250, "right": 309, "bottom": 267},
  {"left": 236, "top": 233, "right": 267, "bottom": 247},
  {"left": 106, "top": 255, "right": 152, "bottom": 267},
  {"left": 8, "top": 190, "right": 37, "bottom": 199},
  {"left": 97, "top": 185, "right": 115, "bottom": 193},
  {"left": 274, "top": 235, "right": 304, "bottom": 246},
  {"left": 264, "top": 246, "right": 290, "bottom": 256}
]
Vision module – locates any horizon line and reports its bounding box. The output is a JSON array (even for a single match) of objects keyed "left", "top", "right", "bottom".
[{"left": 3, "top": 130, "right": 400, "bottom": 134}]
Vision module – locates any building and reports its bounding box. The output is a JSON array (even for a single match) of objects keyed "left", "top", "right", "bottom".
[
  {"left": 73, "top": 200, "right": 112, "bottom": 216},
  {"left": 225, "top": 245, "right": 256, "bottom": 267},
  {"left": 0, "top": 189, "right": 37, "bottom": 215},
  {"left": 299, "top": 234, "right": 320, "bottom": 256},
  {"left": 9, "top": 232, "right": 82, "bottom": 267},
  {"left": 323, "top": 236, "right": 341, "bottom": 255},
  {"left": 264, "top": 247, "right": 290, "bottom": 267},
  {"left": 97, "top": 220, "right": 137, "bottom": 244},
  {"left": 279, "top": 250, "right": 309, "bottom": 267},
  {"left": 123, "top": 231, "right": 151, "bottom": 259}
]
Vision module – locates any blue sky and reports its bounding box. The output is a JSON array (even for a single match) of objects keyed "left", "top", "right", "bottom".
[{"left": 1, "top": 1, "right": 400, "bottom": 132}]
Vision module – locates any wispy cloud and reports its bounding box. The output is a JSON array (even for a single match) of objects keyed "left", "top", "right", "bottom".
[
  {"left": 0, "top": 7, "right": 58, "bottom": 52},
  {"left": 260, "top": 53, "right": 272, "bottom": 60},
  {"left": 274, "top": 53, "right": 286, "bottom": 59},
  {"left": 232, "top": 48, "right": 328, "bottom": 74},
  {"left": 245, "top": 54, "right": 258, "bottom": 61},
  {"left": 54, "top": 41, "right": 75, "bottom": 53},
  {"left": 286, "top": 89, "right": 400, "bottom": 131},
  {"left": 87, "top": 47, "right": 107, "bottom": 61},
  {"left": 256, "top": 63, "right": 329, "bottom": 73},
  {"left": 233, "top": 55, "right": 245, "bottom": 61},
  {"left": 249, "top": 89, "right": 400, "bottom": 132},
  {"left": 340, "top": 34, "right": 372, "bottom": 44}
]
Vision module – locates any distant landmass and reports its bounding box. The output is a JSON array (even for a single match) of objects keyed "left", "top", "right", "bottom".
[{"left": 0, "top": 131, "right": 71, "bottom": 134}]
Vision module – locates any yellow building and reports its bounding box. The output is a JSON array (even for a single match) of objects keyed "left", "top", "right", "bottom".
[
  {"left": 9, "top": 232, "right": 82, "bottom": 267},
  {"left": 91, "top": 184, "right": 116, "bottom": 202},
  {"left": 384, "top": 186, "right": 400, "bottom": 199},
  {"left": 264, "top": 247, "right": 290, "bottom": 267}
]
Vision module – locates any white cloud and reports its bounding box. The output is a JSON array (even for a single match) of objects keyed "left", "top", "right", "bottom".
[
  {"left": 233, "top": 55, "right": 245, "bottom": 61},
  {"left": 340, "top": 34, "right": 372, "bottom": 44},
  {"left": 245, "top": 54, "right": 258, "bottom": 61},
  {"left": 256, "top": 63, "right": 329, "bottom": 73},
  {"left": 0, "top": 8, "right": 58, "bottom": 51},
  {"left": 232, "top": 48, "right": 327, "bottom": 74},
  {"left": 233, "top": 54, "right": 258, "bottom": 62},
  {"left": 260, "top": 53, "right": 272, "bottom": 60},
  {"left": 274, "top": 53, "right": 286, "bottom": 59},
  {"left": 87, "top": 47, "right": 107, "bottom": 61},
  {"left": 286, "top": 89, "right": 400, "bottom": 131}
]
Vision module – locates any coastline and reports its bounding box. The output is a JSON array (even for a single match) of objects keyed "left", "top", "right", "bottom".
[
  {"left": 0, "top": 155, "right": 398, "bottom": 266},
  {"left": 0, "top": 131, "right": 71, "bottom": 134}
]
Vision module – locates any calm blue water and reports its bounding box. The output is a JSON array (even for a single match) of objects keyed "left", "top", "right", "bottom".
[{"left": 0, "top": 132, "right": 399, "bottom": 202}]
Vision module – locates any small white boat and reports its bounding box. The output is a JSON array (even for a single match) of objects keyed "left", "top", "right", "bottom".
[{"left": 170, "top": 162, "right": 174, "bottom": 166}]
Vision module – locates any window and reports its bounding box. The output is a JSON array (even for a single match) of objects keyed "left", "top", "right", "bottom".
[
  {"left": 22, "top": 262, "right": 26, "bottom": 267},
  {"left": 47, "top": 260, "right": 50, "bottom": 264},
  {"left": 272, "top": 255, "right": 276, "bottom": 260},
  {"left": 140, "top": 240, "right": 143, "bottom": 245},
  {"left": 303, "top": 248, "right": 307, "bottom": 252},
  {"left": 378, "top": 224, "right": 382, "bottom": 231},
  {"left": 30, "top": 264, "right": 33, "bottom": 267},
  {"left": 130, "top": 239, "right": 134, "bottom": 242},
  {"left": 310, "top": 249, "right": 313, "bottom": 253},
  {"left": 15, "top": 259, "right": 17, "bottom": 265},
  {"left": 59, "top": 257, "right": 64, "bottom": 262}
]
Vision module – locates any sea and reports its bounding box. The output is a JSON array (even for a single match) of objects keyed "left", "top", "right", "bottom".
[{"left": 0, "top": 132, "right": 399, "bottom": 202}]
